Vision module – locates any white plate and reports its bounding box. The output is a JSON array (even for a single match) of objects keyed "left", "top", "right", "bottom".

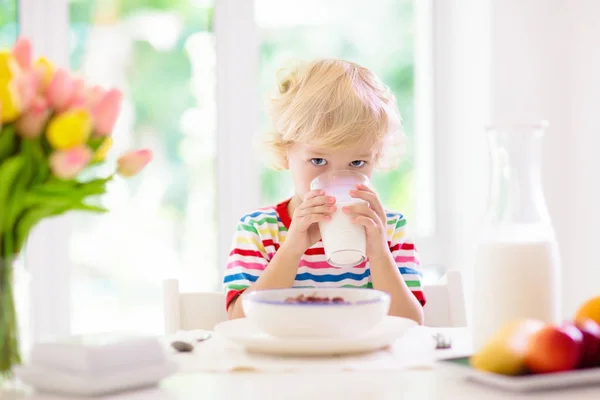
[
  {"left": 14, "top": 361, "right": 177, "bottom": 397},
  {"left": 213, "top": 316, "right": 417, "bottom": 356},
  {"left": 440, "top": 356, "right": 600, "bottom": 392}
]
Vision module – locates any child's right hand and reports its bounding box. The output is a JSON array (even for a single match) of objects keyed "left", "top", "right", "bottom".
[{"left": 285, "top": 189, "right": 336, "bottom": 256}]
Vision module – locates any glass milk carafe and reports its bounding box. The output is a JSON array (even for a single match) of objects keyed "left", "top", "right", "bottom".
[{"left": 472, "top": 121, "right": 561, "bottom": 351}]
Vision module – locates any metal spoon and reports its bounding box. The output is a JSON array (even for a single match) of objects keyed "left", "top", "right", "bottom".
[
  {"left": 433, "top": 332, "right": 451, "bottom": 349},
  {"left": 171, "top": 333, "right": 212, "bottom": 353}
]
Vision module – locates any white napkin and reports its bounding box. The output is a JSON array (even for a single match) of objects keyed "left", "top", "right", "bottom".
[{"left": 167, "top": 327, "right": 436, "bottom": 373}]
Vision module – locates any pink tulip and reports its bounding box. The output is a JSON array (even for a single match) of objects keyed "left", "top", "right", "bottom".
[
  {"left": 49, "top": 146, "right": 93, "bottom": 180},
  {"left": 66, "top": 76, "right": 87, "bottom": 109},
  {"left": 86, "top": 85, "right": 106, "bottom": 109},
  {"left": 47, "top": 68, "right": 74, "bottom": 111},
  {"left": 15, "top": 71, "right": 37, "bottom": 111},
  {"left": 72, "top": 76, "right": 85, "bottom": 96},
  {"left": 16, "top": 96, "right": 50, "bottom": 138},
  {"left": 117, "top": 149, "right": 152, "bottom": 177},
  {"left": 69, "top": 96, "right": 87, "bottom": 109},
  {"left": 33, "top": 57, "right": 55, "bottom": 93},
  {"left": 12, "top": 37, "right": 32, "bottom": 69},
  {"left": 92, "top": 88, "right": 122, "bottom": 135}
]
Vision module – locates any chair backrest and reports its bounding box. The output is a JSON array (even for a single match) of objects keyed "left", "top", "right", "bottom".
[
  {"left": 163, "top": 280, "right": 228, "bottom": 333},
  {"left": 163, "top": 269, "right": 467, "bottom": 333},
  {"left": 422, "top": 269, "right": 467, "bottom": 327}
]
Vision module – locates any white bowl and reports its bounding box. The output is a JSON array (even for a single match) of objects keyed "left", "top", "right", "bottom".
[{"left": 241, "top": 288, "right": 391, "bottom": 338}]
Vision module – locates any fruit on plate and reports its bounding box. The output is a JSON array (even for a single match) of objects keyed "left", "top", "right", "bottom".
[
  {"left": 575, "top": 296, "right": 600, "bottom": 326},
  {"left": 573, "top": 319, "right": 600, "bottom": 368},
  {"left": 470, "top": 319, "right": 545, "bottom": 375},
  {"left": 525, "top": 324, "right": 584, "bottom": 373}
]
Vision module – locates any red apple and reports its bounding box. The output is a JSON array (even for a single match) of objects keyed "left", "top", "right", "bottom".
[
  {"left": 525, "top": 325, "right": 584, "bottom": 373},
  {"left": 573, "top": 319, "right": 600, "bottom": 368}
]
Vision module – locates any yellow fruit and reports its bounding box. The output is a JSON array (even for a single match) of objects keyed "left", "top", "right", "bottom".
[
  {"left": 575, "top": 296, "right": 600, "bottom": 326},
  {"left": 470, "top": 319, "right": 545, "bottom": 375}
]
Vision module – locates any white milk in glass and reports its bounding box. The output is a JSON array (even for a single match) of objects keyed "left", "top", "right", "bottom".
[
  {"left": 310, "top": 170, "right": 370, "bottom": 268},
  {"left": 472, "top": 223, "right": 561, "bottom": 351},
  {"left": 318, "top": 199, "right": 367, "bottom": 266}
]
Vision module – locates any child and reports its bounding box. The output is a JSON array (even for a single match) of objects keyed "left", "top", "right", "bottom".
[{"left": 223, "top": 59, "right": 425, "bottom": 324}]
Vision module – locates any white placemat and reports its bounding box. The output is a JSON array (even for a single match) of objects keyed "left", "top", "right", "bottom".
[{"left": 166, "top": 326, "right": 437, "bottom": 373}]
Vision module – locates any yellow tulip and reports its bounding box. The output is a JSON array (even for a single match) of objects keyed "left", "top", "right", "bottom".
[
  {"left": 0, "top": 51, "right": 22, "bottom": 122},
  {"left": 0, "top": 51, "right": 19, "bottom": 82},
  {"left": 46, "top": 109, "right": 92, "bottom": 150},
  {"left": 0, "top": 82, "right": 21, "bottom": 123},
  {"left": 94, "top": 137, "right": 113, "bottom": 161},
  {"left": 33, "top": 56, "right": 55, "bottom": 91}
]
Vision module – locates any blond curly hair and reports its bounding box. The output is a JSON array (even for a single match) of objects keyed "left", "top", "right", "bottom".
[{"left": 262, "top": 58, "right": 405, "bottom": 170}]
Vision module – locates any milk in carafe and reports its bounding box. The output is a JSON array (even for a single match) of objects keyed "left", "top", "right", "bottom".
[{"left": 472, "top": 225, "right": 561, "bottom": 350}]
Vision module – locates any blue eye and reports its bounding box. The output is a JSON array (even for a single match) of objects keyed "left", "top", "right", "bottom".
[
  {"left": 350, "top": 160, "right": 366, "bottom": 168},
  {"left": 311, "top": 158, "right": 327, "bottom": 166}
]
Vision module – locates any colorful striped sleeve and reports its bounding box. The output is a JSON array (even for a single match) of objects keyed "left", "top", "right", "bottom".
[
  {"left": 222, "top": 216, "right": 270, "bottom": 311},
  {"left": 388, "top": 213, "right": 426, "bottom": 306}
]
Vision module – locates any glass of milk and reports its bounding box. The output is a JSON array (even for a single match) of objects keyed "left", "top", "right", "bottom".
[
  {"left": 310, "top": 170, "right": 369, "bottom": 267},
  {"left": 472, "top": 121, "right": 561, "bottom": 351}
]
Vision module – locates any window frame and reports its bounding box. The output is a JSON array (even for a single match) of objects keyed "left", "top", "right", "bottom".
[{"left": 20, "top": 0, "right": 72, "bottom": 345}]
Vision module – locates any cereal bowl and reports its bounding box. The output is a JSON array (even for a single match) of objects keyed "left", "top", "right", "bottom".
[{"left": 241, "top": 288, "right": 391, "bottom": 338}]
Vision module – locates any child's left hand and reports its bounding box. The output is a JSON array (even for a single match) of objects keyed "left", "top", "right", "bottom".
[{"left": 343, "top": 183, "right": 389, "bottom": 259}]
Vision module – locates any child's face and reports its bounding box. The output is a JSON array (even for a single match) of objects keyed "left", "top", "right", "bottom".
[{"left": 286, "top": 142, "right": 377, "bottom": 199}]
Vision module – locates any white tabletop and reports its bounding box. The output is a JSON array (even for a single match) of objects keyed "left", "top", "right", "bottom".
[{"left": 2, "top": 328, "right": 599, "bottom": 400}]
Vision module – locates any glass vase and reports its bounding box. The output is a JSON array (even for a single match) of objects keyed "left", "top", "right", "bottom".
[
  {"left": 472, "top": 121, "right": 561, "bottom": 350},
  {"left": 0, "top": 253, "right": 22, "bottom": 381}
]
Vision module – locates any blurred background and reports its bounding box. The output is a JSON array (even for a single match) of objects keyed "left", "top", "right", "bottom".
[
  {"left": 4, "top": 0, "right": 600, "bottom": 344},
  {"left": 4, "top": 0, "right": 432, "bottom": 339}
]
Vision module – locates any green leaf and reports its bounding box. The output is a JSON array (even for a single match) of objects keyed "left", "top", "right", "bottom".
[
  {"left": 0, "top": 155, "right": 25, "bottom": 234},
  {"left": 87, "top": 136, "right": 104, "bottom": 152},
  {"left": 5, "top": 141, "right": 37, "bottom": 235},
  {"left": 29, "top": 138, "right": 50, "bottom": 185},
  {"left": 22, "top": 192, "right": 75, "bottom": 209},
  {"left": 71, "top": 203, "right": 108, "bottom": 213},
  {"left": 77, "top": 178, "right": 110, "bottom": 196},
  {"left": 29, "top": 178, "right": 78, "bottom": 195},
  {"left": 0, "top": 125, "right": 17, "bottom": 161},
  {"left": 26, "top": 177, "right": 109, "bottom": 208}
]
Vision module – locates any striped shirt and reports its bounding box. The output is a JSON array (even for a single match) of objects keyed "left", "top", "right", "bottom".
[{"left": 223, "top": 199, "right": 426, "bottom": 310}]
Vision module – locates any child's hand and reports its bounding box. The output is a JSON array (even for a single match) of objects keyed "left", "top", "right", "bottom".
[
  {"left": 344, "top": 184, "right": 389, "bottom": 259},
  {"left": 286, "top": 189, "right": 336, "bottom": 256}
]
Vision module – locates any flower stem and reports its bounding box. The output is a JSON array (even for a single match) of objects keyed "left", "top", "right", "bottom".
[{"left": 0, "top": 232, "right": 21, "bottom": 378}]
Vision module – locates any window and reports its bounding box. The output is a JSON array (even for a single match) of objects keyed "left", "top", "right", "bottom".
[
  {"left": 256, "top": 0, "right": 417, "bottom": 221},
  {"left": 68, "top": 0, "right": 217, "bottom": 334},
  {"left": 0, "top": 0, "right": 18, "bottom": 47},
  {"left": 17, "top": 0, "right": 438, "bottom": 341}
]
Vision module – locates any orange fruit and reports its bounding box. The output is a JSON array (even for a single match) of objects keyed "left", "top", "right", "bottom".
[{"left": 575, "top": 296, "right": 600, "bottom": 325}]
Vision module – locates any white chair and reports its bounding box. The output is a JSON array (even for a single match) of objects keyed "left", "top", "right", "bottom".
[
  {"left": 162, "top": 269, "right": 467, "bottom": 333},
  {"left": 422, "top": 269, "right": 467, "bottom": 327},
  {"left": 163, "top": 279, "right": 228, "bottom": 334}
]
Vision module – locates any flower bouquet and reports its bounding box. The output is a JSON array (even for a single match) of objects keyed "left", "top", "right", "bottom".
[{"left": 0, "top": 37, "right": 152, "bottom": 376}]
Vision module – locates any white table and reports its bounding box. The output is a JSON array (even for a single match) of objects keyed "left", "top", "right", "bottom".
[{"left": 2, "top": 328, "right": 599, "bottom": 400}]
